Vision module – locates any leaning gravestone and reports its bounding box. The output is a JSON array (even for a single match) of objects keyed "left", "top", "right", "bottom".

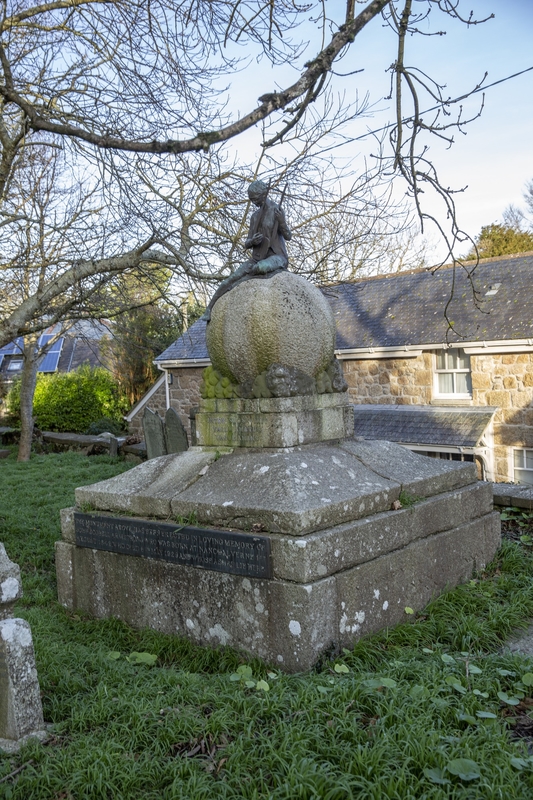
[
  {"left": 165, "top": 407, "right": 188, "bottom": 454},
  {"left": 0, "top": 544, "right": 46, "bottom": 753},
  {"left": 142, "top": 408, "right": 167, "bottom": 460}
]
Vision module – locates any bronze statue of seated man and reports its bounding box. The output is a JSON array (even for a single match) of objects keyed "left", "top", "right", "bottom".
[{"left": 201, "top": 180, "right": 292, "bottom": 322}]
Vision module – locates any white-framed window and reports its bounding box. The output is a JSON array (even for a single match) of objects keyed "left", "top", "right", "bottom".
[
  {"left": 7, "top": 358, "right": 23, "bottom": 371},
  {"left": 434, "top": 348, "right": 472, "bottom": 397},
  {"left": 514, "top": 448, "right": 533, "bottom": 486},
  {"left": 412, "top": 449, "right": 474, "bottom": 463}
]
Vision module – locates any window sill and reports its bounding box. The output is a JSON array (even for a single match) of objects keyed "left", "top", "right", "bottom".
[{"left": 430, "top": 398, "right": 473, "bottom": 406}]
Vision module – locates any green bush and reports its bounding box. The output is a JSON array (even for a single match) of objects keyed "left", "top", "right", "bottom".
[
  {"left": 6, "top": 365, "right": 128, "bottom": 433},
  {"left": 85, "top": 417, "right": 126, "bottom": 436}
]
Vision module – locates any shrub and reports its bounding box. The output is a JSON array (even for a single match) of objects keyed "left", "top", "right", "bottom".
[
  {"left": 6, "top": 365, "right": 128, "bottom": 433},
  {"left": 4, "top": 376, "right": 22, "bottom": 421},
  {"left": 85, "top": 417, "right": 126, "bottom": 436}
]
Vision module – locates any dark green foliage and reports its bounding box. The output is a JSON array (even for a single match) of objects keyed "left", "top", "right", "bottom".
[
  {"left": 3, "top": 451, "right": 533, "bottom": 798},
  {"left": 85, "top": 417, "right": 126, "bottom": 436},
  {"left": 6, "top": 365, "right": 128, "bottom": 433},
  {"left": 466, "top": 223, "right": 533, "bottom": 259},
  {"left": 106, "top": 300, "right": 205, "bottom": 405}
]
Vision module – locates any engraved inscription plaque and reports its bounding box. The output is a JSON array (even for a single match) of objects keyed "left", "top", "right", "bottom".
[{"left": 74, "top": 513, "right": 271, "bottom": 579}]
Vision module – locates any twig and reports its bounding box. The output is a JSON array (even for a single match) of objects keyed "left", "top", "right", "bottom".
[{"left": 0, "top": 759, "right": 34, "bottom": 784}]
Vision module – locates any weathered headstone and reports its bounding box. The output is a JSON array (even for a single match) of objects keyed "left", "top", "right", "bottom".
[
  {"left": 0, "top": 545, "right": 22, "bottom": 618},
  {"left": 0, "top": 544, "right": 46, "bottom": 753},
  {"left": 108, "top": 435, "right": 119, "bottom": 457},
  {"left": 165, "top": 408, "right": 188, "bottom": 454},
  {"left": 142, "top": 408, "right": 167, "bottom": 460}
]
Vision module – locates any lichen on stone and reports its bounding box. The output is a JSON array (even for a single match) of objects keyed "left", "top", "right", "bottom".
[{"left": 316, "top": 359, "right": 348, "bottom": 394}]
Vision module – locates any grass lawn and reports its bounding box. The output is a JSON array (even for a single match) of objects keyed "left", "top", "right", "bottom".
[{"left": 2, "top": 450, "right": 533, "bottom": 798}]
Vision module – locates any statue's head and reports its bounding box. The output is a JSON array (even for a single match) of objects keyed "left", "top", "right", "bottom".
[{"left": 248, "top": 180, "right": 268, "bottom": 206}]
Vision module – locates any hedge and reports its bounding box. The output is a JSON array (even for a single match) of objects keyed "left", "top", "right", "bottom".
[{"left": 7, "top": 365, "right": 129, "bottom": 433}]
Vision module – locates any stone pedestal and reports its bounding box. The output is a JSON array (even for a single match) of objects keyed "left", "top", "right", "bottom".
[
  {"left": 194, "top": 394, "right": 354, "bottom": 448},
  {"left": 56, "top": 440, "right": 500, "bottom": 672}
]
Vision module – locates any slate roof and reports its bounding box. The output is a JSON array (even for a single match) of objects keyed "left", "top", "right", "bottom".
[
  {"left": 155, "top": 253, "right": 533, "bottom": 361},
  {"left": 156, "top": 319, "right": 209, "bottom": 362},
  {"left": 352, "top": 404, "right": 497, "bottom": 447},
  {"left": 326, "top": 253, "right": 533, "bottom": 349},
  {"left": 0, "top": 321, "right": 110, "bottom": 377}
]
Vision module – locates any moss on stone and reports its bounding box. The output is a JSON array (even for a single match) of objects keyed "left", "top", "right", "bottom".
[{"left": 199, "top": 366, "right": 239, "bottom": 400}]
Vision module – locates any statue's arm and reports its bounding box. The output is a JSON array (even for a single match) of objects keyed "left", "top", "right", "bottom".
[{"left": 245, "top": 210, "right": 263, "bottom": 248}]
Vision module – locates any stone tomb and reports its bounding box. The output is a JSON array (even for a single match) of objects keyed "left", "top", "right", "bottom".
[{"left": 56, "top": 440, "right": 500, "bottom": 672}]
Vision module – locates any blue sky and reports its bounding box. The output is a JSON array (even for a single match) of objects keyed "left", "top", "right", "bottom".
[
  {"left": 389, "top": 0, "right": 533, "bottom": 255},
  {"left": 225, "top": 1, "right": 533, "bottom": 262}
]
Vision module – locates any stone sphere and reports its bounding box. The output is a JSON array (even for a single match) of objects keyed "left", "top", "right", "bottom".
[{"left": 206, "top": 271, "right": 336, "bottom": 384}]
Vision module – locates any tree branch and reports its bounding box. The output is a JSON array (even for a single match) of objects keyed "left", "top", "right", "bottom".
[{"left": 0, "top": 0, "right": 390, "bottom": 154}]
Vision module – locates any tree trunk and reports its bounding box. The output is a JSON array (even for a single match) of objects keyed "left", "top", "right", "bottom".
[{"left": 17, "top": 335, "right": 39, "bottom": 462}]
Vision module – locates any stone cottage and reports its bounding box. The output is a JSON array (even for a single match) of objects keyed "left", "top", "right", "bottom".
[{"left": 126, "top": 252, "right": 533, "bottom": 484}]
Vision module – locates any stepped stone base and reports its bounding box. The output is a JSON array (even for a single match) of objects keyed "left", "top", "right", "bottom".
[
  {"left": 56, "top": 440, "right": 501, "bottom": 672},
  {"left": 194, "top": 394, "right": 354, "bottom": 448}
]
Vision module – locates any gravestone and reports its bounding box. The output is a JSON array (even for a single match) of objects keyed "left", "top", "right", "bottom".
[
  {"left": 165, "top": 408, "right": 188, "bottom": 454},
  {"left": 143, "top": 408, "right": 166, "bottom": 459},
  {"left": 0, "top": 544, "right": 47, "bottom": 753}
]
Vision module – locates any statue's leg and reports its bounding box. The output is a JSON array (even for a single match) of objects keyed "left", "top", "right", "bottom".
[{"left": 254, "top": 255, "right": 287, "bottom": 274}]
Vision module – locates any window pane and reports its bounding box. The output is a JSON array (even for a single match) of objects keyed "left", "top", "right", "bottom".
[
  {"left": 438, "top": 373, "right": 454, "bottom": 393},
  {"left": 436, "top": 351, "right": 446, "bottom": 370},
  {"left": 526, "top": 450, "right": 533, "bottom": 470},
  {"left": 516, "top": 469, "right": 533, "bottom": 487},
  {"left": 514, "top": 449, "right": 524, "bottom": 468},
  {"left": 447, "top": 349, "right": 458, "bottom": 369},
  {"left": 456, "top": 350, "right": 469, "bottom": 370},
  {"left": 455, "top": 372, "right": 472, "bottom": 394}
]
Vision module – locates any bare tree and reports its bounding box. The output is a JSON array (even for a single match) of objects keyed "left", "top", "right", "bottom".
[
  {"left": 0, "top": 1, "right": 495, "bottom": 243},
  {"left": 2, "top": 130, "right": 421, "bottom": 458}
]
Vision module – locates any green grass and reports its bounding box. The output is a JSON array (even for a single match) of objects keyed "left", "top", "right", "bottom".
[{"left": 3, "top": 450, "right": 533, "bottom": 798}]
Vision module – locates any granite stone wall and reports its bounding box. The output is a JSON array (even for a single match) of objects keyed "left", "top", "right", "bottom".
[
  {"left": 128, "top": 380, "right": 167, "bottom": 437},
  {"left": 471, "top": 353, "right": 533, "bottom": 482},
  {"left": 168, "top": 367, "right": 205, "bottom": 437},
  {"left": 128, "top": 367, "right": 205, "bottom": 439},
  {"left": 342, "top": 353, "right": 433, "bottom": 406}
]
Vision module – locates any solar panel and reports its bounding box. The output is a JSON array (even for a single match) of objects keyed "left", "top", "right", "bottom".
[
  {"left": 38, "top": 337, "right": 64, "bottom": 372},
  {"left": 0, "top": 337, "right": 23, "bottom": 356},
  {"left": 0, "top": 335, "right": 64, "bottom": 371}
]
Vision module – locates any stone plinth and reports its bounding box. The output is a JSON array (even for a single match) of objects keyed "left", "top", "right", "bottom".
[
  {"left": 194, "top": 394, "right": 354, "bottom": 448},
  {"left": 56, "top": 441, "right": 500, "bottom": 672}
]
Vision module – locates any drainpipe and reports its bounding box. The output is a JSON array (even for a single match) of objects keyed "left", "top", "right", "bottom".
[{"left": 164, "top": 368, "right": 170, "bottom": 410}]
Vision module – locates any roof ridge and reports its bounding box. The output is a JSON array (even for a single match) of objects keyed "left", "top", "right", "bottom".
[{"left": 322, "top": 250, "right": 533, "bottom": 288}]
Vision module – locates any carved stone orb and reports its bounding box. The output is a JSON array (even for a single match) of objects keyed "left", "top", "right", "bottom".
[{"left": 206, "top": 271, "right": 336, "bottom": 384}]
